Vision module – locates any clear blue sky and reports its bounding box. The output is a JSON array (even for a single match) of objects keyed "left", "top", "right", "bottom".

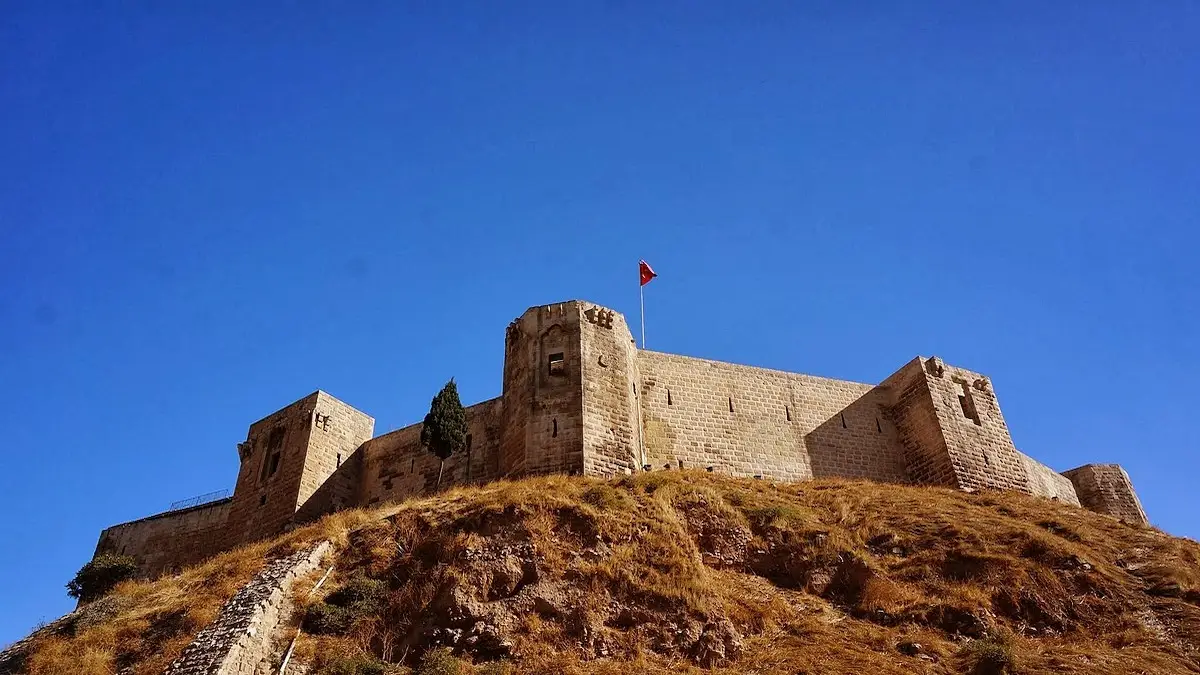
[{"left": 2, "top": 2, "right": 1197, "bottom": 644}]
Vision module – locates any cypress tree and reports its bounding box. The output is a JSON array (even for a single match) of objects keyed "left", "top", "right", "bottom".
[{"left": 420, "top": 378, "right": 468, "bottom": 488}]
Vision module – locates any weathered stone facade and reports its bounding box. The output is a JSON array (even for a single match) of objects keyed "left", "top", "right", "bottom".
[
  {"left": 1062, "top": 464, "right": 1150, "bottom": 525},
  {"left": 94, "top": 299, "right": 1149, "bottom": 576}
]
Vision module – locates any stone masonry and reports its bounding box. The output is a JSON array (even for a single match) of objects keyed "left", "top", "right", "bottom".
[
  {"left": 163, "top": 541, "right": 330, "bottom": 675},
  {"left": 93, "top": 299, "right": 1149, "bottom": 576}
]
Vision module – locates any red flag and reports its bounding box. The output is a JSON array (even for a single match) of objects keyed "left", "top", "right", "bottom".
[{"left": 639, "top": 259, "right": 657, "bottom": 286}]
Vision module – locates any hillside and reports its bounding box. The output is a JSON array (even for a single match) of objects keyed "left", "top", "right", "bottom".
[{"left": 6, "top": 472, "right": 1200, "bottom": 675}]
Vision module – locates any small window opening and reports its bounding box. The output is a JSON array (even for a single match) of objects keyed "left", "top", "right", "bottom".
[
  {"left": 548, "top": 352, "right": 565, "bottom": 376},
  {"left": 840, "top": 413, "right": 847, "bottom": 429},
  {"left": 876, "top": 417, "right": 882, "bottom": 434},
  {"left": 957, "top": 380, "right": 982, "bottom": 425},
  {"left": 552, "top": 418, "right": 558, "bottom": 437},
  {"left": 336, "top": 452, "right": 342, "bottom": 468},
  {"left": 267, "top": 451, "right": 281, "bottom": 477},
  {"left": 410, "top": 457, "right": 415, "bottom": 472},
  {"left": 258, "top": 494, "right": 267, "bottom": 507},
  {"left": 677, "top": 459, "right": 684, "bottom": 469},
  {"left": 706, "top": 466, "right": 714, "bottom": 473},
  {"left": 667, "top": 389, "right": 673, "bottom": 405},
  {"left": 728, "top": 396, "right": 734, "bottom": 413},
  {"left": 785, "top": 405, "right": 792, "bottom": 421},
  {"left": 632, "top": 382, "right": 637, "bottom": 395}
]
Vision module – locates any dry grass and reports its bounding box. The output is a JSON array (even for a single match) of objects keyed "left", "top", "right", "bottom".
[
  {"left": 20, "top": 508, "right": 377, "bottom": 675},
  {"left": 18, "top": 472, "right": 1200, "bottom": 675}
]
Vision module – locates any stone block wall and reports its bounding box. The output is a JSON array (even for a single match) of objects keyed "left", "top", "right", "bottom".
[
  {"left": 358, "top": 397, "right": 503, "bottom": 507},
  {"left": 581, "top": 304, "right": 643, "bottom": 477},
  {"left": 879, "top": 357, "right": 958, "bottom": 486},
  {"left": 1019, "top": 452, "right": 1081, "bottom": 505},
  {"left": 94, "top": 498, "right": 232, "bottom": 577},
  {"left": 226, "top": 393, "right": 321, "bottom": 546},
  {"left": 881, "top": 357, "right": 1034, "bottom": 495},
  {"left": 1063, "top": 464, "right": 1149, "bottom": 524},
  {"left": 164, "top": 541, "right": 330, "bottom": 675},
  {"left": 296, "top": 392, "right": 375, "bottom": 517},
  {"left": 501, "top": 303, "right": 586, "bottom": 478},
  {"left": 638, "top": 351, "right": 907, "bottom": 483}
]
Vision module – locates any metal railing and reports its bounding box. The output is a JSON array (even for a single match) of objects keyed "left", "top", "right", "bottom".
[{"left": 169, "top": 488, "right": 232, "bottom": 512}]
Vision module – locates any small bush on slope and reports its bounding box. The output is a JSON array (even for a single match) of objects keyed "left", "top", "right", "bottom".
[{"left": 66, "top": 553, "right": 139, "bottom": 603}]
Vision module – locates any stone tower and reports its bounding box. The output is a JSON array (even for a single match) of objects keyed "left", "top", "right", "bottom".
[
  {"left": 882, "top": 356, "right": 1034, "bottom": 493},
  {"left": 226, "top": 391, "right": 374, "bottom": 544},
  {"left": 500, "top": 301, "right": 642, "bottom": 479}
]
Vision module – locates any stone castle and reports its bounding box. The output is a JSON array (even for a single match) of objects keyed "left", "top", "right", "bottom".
[{"left": 95, "top": 300, "right": 1148, "bottom": 575}]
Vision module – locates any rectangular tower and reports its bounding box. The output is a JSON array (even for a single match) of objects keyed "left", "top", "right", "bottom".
[
  {"left": 881, "top": 356, "right": 1031, "bottom": 493},
  {"left": 226, "top": 391, "right": 374, "bottom": 544}
]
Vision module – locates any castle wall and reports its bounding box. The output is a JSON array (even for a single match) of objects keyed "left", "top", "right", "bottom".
[
  {"left": 358, "top": 397, "right": 503, "bottom": 507},
  {"left": 294, "top": 392, "right": 375, "bottom": 521},
  {"left": 88, "top": 299, "right": 1151, "bottom": 579},
  {"left": 1063, "top": 464, "right": 1149, "bottom": 524},
  {"left": 637, "top": 351, "right": 908, "bottom": 483},
  {"left": 882, "top": 357, "right": 1034, "bottom": 494},
  {"left": 879, "top": 357, "right": 958, "bottom": 486},
  {"left": 94, "top": 498, "right": 232, "bottom": 577},
  {"left": 580, "top": 305, "right": 642, "bottom": 476},
  {"left": 226, "top": 393, "right": 320, "bottom": 545},
  {"left": 1019, "top": 452, "right": 1081, "bottom": 505}
]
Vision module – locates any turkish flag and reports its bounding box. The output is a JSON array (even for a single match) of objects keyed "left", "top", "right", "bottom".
[{"left": 639, "top": 260, "right": 658, "bottom": 286}]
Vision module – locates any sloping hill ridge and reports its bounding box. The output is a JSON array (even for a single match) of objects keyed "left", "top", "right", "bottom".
[{"left": 8, "top": 472, "right": 1200, "bottom": 674}]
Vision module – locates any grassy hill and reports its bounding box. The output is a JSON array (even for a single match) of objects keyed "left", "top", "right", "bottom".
[{"left": 10, "top": 471, "right": 1200, "bottom": 674}]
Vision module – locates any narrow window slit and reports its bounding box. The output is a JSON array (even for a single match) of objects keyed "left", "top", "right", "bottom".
[
  {"left": 667, "top": 389, "right": 673, "bottom": 405},
  {"left": 785, "top": 405, "right": 792, "bottom": 421},
  {"left": 840, "top": 413, "right": 847, "bottom": 429},
  {"left": 552, "top": 418, "right": 558, "bottom": 437},
  {"left": 729, "top": 397, "right": 734, "bottom": 413},
  {"left": 876, "top": 417, "right": 882, "bottom": 433}
]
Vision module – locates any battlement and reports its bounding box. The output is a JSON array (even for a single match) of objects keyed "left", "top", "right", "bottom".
[{"left": 94, "top": 300, "right": 1149, "bottom": 576}]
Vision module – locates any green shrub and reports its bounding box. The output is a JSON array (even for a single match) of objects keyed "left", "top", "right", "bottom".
[
  {"left": 303, "top": 602, "right": 355, "bottom": 635},
  {"left": 326, "top": 573, "right": 388, "bottom": 609},
  {"left": 66, "top": 554, "right": 138, "bottom": 603},
  {"left": 303, "top": 572, "right": 388, "bottom": 635}
]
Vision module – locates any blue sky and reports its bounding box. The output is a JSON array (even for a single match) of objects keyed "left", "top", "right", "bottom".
[{"left": 2, "top": 2, "right": 1197, "bottom": 644}]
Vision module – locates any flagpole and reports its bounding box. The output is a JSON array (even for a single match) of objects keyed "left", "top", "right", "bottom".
[{"left": 639, "top": 282, "right": 646, "bottom": 349}]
